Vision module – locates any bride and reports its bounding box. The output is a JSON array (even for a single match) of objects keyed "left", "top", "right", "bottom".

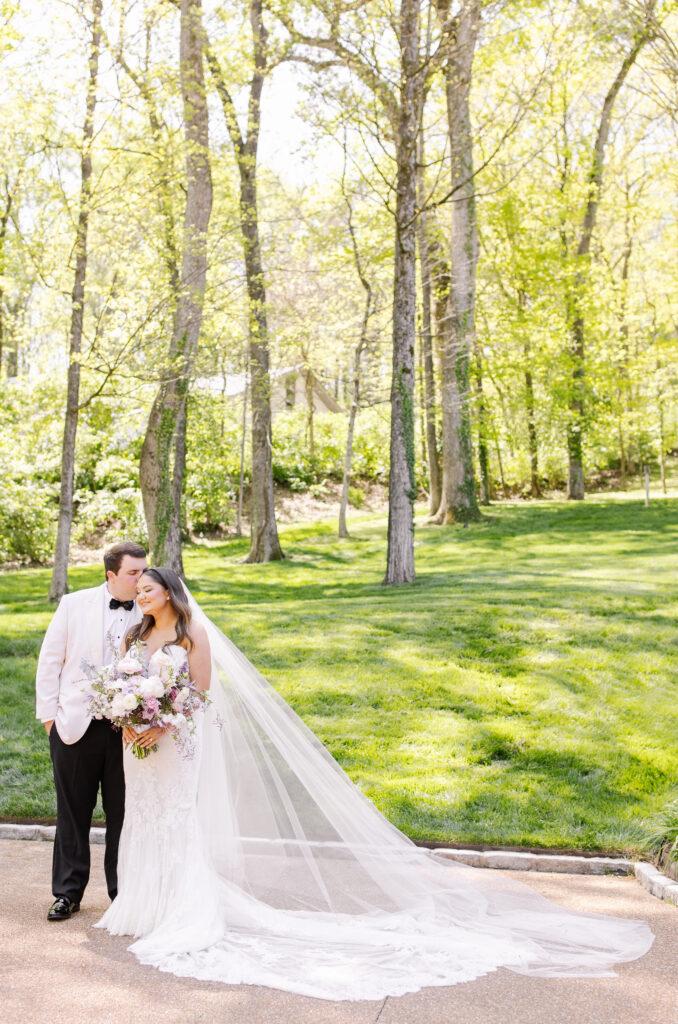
[{"left": 96, "top": 566, "right": 653, "bottom": 1001}]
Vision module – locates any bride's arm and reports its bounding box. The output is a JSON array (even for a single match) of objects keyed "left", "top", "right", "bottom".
[{"left": 187, "top": 623, "right": 211, "bottom": 691}]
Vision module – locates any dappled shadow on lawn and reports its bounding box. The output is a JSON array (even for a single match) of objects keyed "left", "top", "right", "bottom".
[{"left": 2, "top": 497, "right": 678, "bottom": 845}]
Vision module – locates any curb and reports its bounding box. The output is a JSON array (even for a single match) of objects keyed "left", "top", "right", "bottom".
[
  {"left": 634, "top": 861, "right": 678, "bottom": 906},
  {"left": 0, "top": 823, "right": 105, "bottom": 844},
  {"left": 432, "top": 847, "right": 635, "bottom": 875},
  {"left": 2, "top": 823, "right": 675, "bottom": 907}
]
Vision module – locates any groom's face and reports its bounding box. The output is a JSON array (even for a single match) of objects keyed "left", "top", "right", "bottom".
[{"left": 107, "top": 554, "right": 148, "bottom": 601}]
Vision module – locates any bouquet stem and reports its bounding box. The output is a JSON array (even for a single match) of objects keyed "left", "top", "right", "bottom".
[{"left": 131, "top": 740, "right": 158, "bottom": 759}]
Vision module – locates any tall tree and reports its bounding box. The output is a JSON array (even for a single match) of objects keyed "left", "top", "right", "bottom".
[
  {"left": 206, "top": 1, "right": 284, "bottom": 563},
  {"left": 338, "top": 165, "right": 375, "bottom": 539},
  {"left": 432, "top": 0, "right": 482, "bottom": 523},
  {"left": 49, "top": 0, "right": 102, "bottom": 601},
  {"left": 565, "top": 1, "right": 656, "bottom": 499},
  {"left": 383, "top": 0, "right": 424, "bottom": 582},
  {"left": 139, "top": 0, "right": 212, "bottom": 570},
  {"left": 0, "top": 173, "right": 14, "bottom": 374},
  {"left": 416, "top": 131, "right": 442, "bottom": 515},
  {"left": 279, "top": 1, "right": 431, "bottom": 582}
]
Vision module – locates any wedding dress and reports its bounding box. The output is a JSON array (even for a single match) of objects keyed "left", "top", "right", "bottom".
[{"left": 95, "top": 607, "right": 653, "bottom": 1002}]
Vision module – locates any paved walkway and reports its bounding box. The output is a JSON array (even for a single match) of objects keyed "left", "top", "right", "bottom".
[{"left": 2, "top": 839, "right": 675, "bottom": 1024}]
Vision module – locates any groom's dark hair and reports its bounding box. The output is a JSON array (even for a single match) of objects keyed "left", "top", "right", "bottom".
[{"left": 104, "top": 541, "right": 147, "bottom": 576}]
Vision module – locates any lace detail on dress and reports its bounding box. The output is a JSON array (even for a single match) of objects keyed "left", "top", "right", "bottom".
[{"left": 97, "top": 646, "right": 221, "bottom": 942}]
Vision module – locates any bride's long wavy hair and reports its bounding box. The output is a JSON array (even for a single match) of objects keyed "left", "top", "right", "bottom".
[{"left": 124, "top": 567, "right": 194, "bottom": 652}]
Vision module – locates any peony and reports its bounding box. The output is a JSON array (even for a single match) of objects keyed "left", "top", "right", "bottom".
[
  {"left": 151, "top": 650, "right": 174, "bottom": 682},
  {"left": 118, "top": 656, "right": 144, "bottom": 675},
  {"left": 138, "top": 674, "right": 165, "bottom": 699},
  {"left": 110, "top": 694, "right": 129, "bottom": 717}
]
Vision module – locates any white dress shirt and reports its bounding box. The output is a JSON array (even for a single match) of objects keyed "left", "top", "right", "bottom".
[{"left": 103, "top": 586, "right": 138, "bottom": 665}]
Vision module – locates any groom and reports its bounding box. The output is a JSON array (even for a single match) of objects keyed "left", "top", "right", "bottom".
[{"left": 36, "top": 541, "right": 147, "bottom": 921}]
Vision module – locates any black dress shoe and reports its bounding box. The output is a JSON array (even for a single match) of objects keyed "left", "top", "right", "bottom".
[{"left": 47, "top": 896, "right": 80, "bottom": 921}]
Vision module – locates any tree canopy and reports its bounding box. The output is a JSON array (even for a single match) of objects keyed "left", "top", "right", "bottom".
[{"left": 1, "top": 0, "right": 676, "bottom": 580}]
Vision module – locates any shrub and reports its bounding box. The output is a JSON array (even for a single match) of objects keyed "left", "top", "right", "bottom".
[
  {"left": 642, "top": 798, "right": 678, "bottom": 870},
  {"left": 0, "top": 482, "right": 57, "bottom": 564},
  {"left": 348, "top": 485, "right": 365, "bottom": 508},
  {"left": 72, "top": 487, "right": 148, "bottom": 547},
  {"left": 186, "top": 478, "right": 237, "bottom": 533}
]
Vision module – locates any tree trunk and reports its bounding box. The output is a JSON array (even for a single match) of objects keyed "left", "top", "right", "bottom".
[
  {"left": 416, "top": 136, "right": 441, "bottom": 515},
  {"left": 434, "top": 0, "right": 482, "bottom": 524},
  {"left": 338, "top": 373, "right": 360, "bottom": 539},
  {"left": 338, "top": 177, "right": 373, "bottom": 539},
  {"left": 566, "top": 9, "right": 655, "bottom": 500},
  {"left": 207, "top": 3, "right": 283, "bottom": 563},
  {"left": 616, "top": 207, "right": 632, "bottom": 484},
  {"left": 383, "top": 0, "right": 421, "bottom": 585},
  {"left": 139, "top": 0, "right": 212, "bottom": 571},
  {"left": 491, "top": 417, "right": 506, "bottom": 497},
  {"left": 49, "top": 0, "right": 102, "bottom": 602},
  {"left": 0, "top": 185, "right": 12, "bottom": 374},
  {"left": 241, "top": 163, "right": 283, "bottom": 562},
  {"left": 305, "top": 366, "right": 315, "bottom": 456},
  {"left": 236, "top": 365, "right": 248, "bottom": 537},
  {"left": 338, "top": 298, "right": 371, "bottom": 540},
  {"left": 524, "top": 356, "right": 540, "bottom": 498},
  {"left": 472, "top": 346, "right": 490, "bottom": 505}
]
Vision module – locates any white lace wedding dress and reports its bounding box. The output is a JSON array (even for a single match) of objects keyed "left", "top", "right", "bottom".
[{"left": 95, "top": 640, "right": 653, "bottom": 1002}]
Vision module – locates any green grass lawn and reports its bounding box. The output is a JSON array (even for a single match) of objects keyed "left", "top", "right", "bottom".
[{"left": 2, "top": 494, "right": 677, "bottom": 855}]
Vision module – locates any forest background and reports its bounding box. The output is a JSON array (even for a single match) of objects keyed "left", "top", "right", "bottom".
[{"left": 1, "top": 0, "right": 677, "bottom": 583}]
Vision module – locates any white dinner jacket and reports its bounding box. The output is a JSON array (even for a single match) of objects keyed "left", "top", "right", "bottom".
[{"left": 35, "top": 582, "right": 141, "bottom": 744}]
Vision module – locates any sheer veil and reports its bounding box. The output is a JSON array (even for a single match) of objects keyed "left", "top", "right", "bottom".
[{"left": 179, "top": 585, "right": 653, "bottom": 1000}]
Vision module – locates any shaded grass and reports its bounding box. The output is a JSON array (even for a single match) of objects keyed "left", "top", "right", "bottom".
[{"left": 2, "top": 495, "right": 677, "bottom": 853}]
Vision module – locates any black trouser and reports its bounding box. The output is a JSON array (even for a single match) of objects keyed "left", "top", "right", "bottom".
[{"left": 49, "top": 718, "right": 125, "bottom": 903}]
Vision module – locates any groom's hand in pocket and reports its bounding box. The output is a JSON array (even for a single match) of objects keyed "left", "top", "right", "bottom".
[{"left": 44, "top": 720, "right": 54, "bottom": 736}]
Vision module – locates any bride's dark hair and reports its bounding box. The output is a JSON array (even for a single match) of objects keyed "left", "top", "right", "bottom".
[{"left": 124, "top": 567, "right": 194, "bottom": 652}]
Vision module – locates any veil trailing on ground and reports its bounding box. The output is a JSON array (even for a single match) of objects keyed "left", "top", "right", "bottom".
[{"left": 178, "top": 587, "right": 652, "bottom": 1000}]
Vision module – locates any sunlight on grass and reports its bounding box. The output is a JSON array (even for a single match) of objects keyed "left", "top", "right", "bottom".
[{"left": 1, "top": 494, "right": 677, "bottom": 852}]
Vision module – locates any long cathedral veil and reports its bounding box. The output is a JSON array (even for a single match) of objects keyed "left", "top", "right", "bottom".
[{"left": 180, "top": 586, "right": 653, "bottom": 999}]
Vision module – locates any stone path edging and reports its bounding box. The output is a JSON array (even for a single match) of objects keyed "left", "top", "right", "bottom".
[
  {"left": 433, "top": 847, "right": 676, "bottom": 906},
  {"left": 0, "top": 823, "right": 103, "bottom": 844},
  {"left": 634, "top": 861, "right": 678, "bottom": 906},
  {"left": 432, "top": 847, "right": 634, "bottom": 875},
  {"left": 2, "top": 823, "right": 675, "bottom": 906}
]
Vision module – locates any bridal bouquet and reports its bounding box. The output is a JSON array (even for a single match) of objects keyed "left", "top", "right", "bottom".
[{"left": 81, "top": 641, "right": 210, "bottom": 759}]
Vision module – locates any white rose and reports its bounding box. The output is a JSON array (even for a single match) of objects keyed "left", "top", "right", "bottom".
[{"left": 123, "top": 693, "right": 138, "bottom": 710}]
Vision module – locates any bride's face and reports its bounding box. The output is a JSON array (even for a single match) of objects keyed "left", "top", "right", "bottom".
[{"left": 136, "top": 575, "right": 171, "bottom": 618}]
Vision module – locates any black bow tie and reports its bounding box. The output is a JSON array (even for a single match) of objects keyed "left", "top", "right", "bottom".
[{"left": 109, "top": 598, "right": 134, "bottom": 611}]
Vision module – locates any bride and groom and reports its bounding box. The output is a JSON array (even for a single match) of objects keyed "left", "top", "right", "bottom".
[{"left": 36, "top": 541, "right": 654, "bottom": 1001}]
